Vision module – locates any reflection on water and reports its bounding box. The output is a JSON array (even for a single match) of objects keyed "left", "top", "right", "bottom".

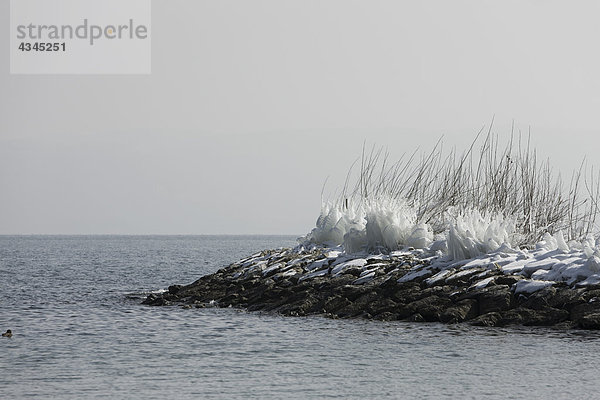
[{"left": 1, "top": 235, "right": 599, "bottom": 399}]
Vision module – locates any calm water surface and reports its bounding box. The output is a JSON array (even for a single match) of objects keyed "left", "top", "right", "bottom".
[{"left": 1, "top": 235, "right": 599, "bottom": 399}]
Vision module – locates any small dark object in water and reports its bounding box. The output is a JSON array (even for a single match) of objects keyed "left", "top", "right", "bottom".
[{"left": 2, "top": 329, "right": 12, "bottom": 338}]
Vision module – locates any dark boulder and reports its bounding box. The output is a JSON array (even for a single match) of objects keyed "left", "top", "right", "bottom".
[
  {"left": 466, "top": 285, "right": 513, "bottom": 315},
  {"left": 440, "top": 299, "right": 478, "bottom": 323},
  {"left": 470, "top": 312, "right": 502, "bottom": 327},
  {"left": 578, "top": 313, "right": 600, "bottom": 329},
  {"left": 403, "top": 295, "right": 452, "bottom": 322}
]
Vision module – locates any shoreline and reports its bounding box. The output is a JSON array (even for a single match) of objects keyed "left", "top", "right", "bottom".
[{"left": 144, "top": 246, "right": 600, "bottom": 330}]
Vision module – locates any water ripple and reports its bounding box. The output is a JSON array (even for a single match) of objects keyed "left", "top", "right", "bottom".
[{"left": 2, "top": 235, "right": 600, "bottom": 399}]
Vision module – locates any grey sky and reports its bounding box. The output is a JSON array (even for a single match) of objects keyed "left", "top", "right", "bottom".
[{"left": 2, "top": 0, "right": 600, "bottom": 234}]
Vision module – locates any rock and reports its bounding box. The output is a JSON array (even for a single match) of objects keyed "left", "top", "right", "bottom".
[
  {"left": 523, "top": 307, "right": 569, "bottom": 326},
  {"left": 495, "top": 275, "right": 523, "bottom": 286},
  {"left": 500, "top": 307, "right": 569, "bottom": 326},
  {"left": 445, "top": 268, "right": 486, "bottom": 286},
  {"left": 374, "top": 311, "right": 397, "bottom": 321},
  {"left": 142, "top": 247, "right": 600, "bottom": 330},
  {"left": 339, "top": 266, "right": 363, "bottom": 277},
  {"left": 406, "top": 313, "right": 425, "bottom": 322},
  {"left": 143, "top": 294, "right": 170, "bottom": 306},
  {"left": 570, "top": 302, "right": 600, "bottom": 328},
  {"left": 336, "top": 291, "right": 379, "bottom": 317},
  {"left": 368, "top": 298, "right": 399, "bottom": 316},
  {"left": 470, "top": 312, "right": 502, "bottom": 327},
  {"left": 440, "top": 299, "right": 478, "bottom": 323},
  {"left": 578, "top": 313, "right": 600, "bottom": 329},
  {"left": 338, "top": 285, "right": 369, "bottom": 302},
  {"left": 168, "top": 285, "right": 182, "bottom": 295},
  {"left": 403, "top": 295, "right": 451, "bottom": 322},
  {"left": 519, "top": 286, "right": 557, "bottom": 309},
  {"left": 390, "top": 283, "right": 423, "bottom": 304},
  {"left": 323, "top": 295, "right": 352, "bottom": 314},
  {"left": 581, "top": 289, "right": 600, "bottom": 302},
  {"left": 471, "top": 285, "right": 513, "bottom": 314},
  {"left": 521, "top": 286, "right": 584, "bottom": 311}
]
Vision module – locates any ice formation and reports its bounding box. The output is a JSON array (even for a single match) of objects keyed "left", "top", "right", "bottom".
[
  {"left": 297, "top": 131, "right": 600, "bottom": 293},
  {"left": 304, "top": 198, "right": 517, "bottom": 259},
  {"left": 295, "top": 195, "right": 600, "bottom": 293},
  {"left": 446, "top": 209, "right": 517, "bottom": 260},
  {"left": 305, "top": 197, "right": 434, "bottom": 254}
]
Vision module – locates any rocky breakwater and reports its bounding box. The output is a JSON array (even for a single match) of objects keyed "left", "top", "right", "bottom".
[{"left": 144, "top": 246, "right": 600, "bottom": 329}]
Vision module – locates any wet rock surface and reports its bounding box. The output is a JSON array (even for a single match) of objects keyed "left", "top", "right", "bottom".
[{"left": 143, "top": 247, "right": 600, "bottom": 329}]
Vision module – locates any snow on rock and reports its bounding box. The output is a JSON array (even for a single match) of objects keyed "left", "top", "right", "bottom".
[
  {"left": 325, "top": 250, "right": 343, "bottom": 259},
  {"left": 360, "top": 267, "right": 380, "bottom": 277},
  {"left": 398, "top": 265, "right": 431, "bottom": 283},
  {"left": 231, "top": 226, "right": 600, "bottom": 292},
  {"left": 331, "top": 258, "right": 368, "bottom": 276},
  {"left": 240, "top": 256, "right": 265, "bottom": 269},
  {"left": 425, "top": 269, "right": 454, "bottom": 286},
  {"left": 445, "top": 267, "right": 487, "bottom": 284},
  {"left": 262, "top": 263, "right": 283, "bottom": 276},
  {"left": 298, "top": 268, "right": 328, "bottom": 282},
  {"left": 362, "top": 262, "right": 387, "bottom": 271},
  {"left": 501, "top": 259, "right": 530, "bottom": 275},
  {"left": 245, "top": 260, "right": 268, "bottom": 274},
  {"left": 470, "top": 276, "right": 496, "bottom": 290},
  {"left": 282, "top": 269, "right": 300, "bottom": 277},
  {"left": 522, "top": 258, "right": 558, "bottom": 277},
  {"left": 353, "top": 272, "right": 376, "bottom": 285},
  {"left": 577, "top": 275, "right": 600, "bottom": 287},
  {"left": 513, "top": 280, "right": 554, "bottom": 295},
  {"left": 305, "top": 258, "right": 329, "bottom": 272},
  {"left": 586, "top": 256, "right": 600, "bottom": 273}
]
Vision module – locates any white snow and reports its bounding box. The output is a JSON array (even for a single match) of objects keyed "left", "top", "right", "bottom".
[
  {"left": 298, "top": 268, "right": 329, "bottom": 282},
  {"left": 398, "top": 265, "right": 431, "bottom": 283},
  {"left": 246, "top": 260, "right": 268, "bottom": 272},
  {"left": 501, "top": 259, "right": 530, "bottom": 275},
  {"left": 262, "top": 263, "right": 283, "bottom": 276},
  {"left": 425, "top": 269, "right": 454, "bottom": 286},
  {"left": 326, "top": 250, "right": 343, "bottom": 259},
  {"left": 362, "top": 262, "right": 387, "bottom": 271},
  {"left": 282, "top": 269, "right": 299, "bottom": 277},
  {"left": 353, "top": 272, "right": 376, "bottom": 285},
  {"left": 585, "top": 256, "right": 600, "bottom": 272},
  {"left": 305, "top": 258, "right": 329, "bottom": 272},
  {"left": 451, "top": 268, "right": 485, "bottom": 280},
  {"left": 359, "top": 267, "right": 380, "bottom": 277},
  {"left": 513, "top": 280, "right": 554, "bottom": 295},
  {"left": 331, "top": 258, "right": 368, "bottom": 276},
  {"left": 470, "top": 277, "right": 496, "bottom": 290}
]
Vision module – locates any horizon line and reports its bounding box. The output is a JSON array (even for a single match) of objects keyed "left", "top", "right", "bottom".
[{"left": 0, "top": 233, "right": 302, "bottom": 237}]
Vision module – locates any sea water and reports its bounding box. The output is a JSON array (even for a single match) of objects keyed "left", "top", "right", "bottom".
[{"left": 1, "top": 235, "right": 599, "bottom": 399}]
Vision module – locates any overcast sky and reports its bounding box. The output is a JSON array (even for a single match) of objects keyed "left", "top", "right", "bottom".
[{"left": 2, "top": 0, "right": 600, "bottom": 235}]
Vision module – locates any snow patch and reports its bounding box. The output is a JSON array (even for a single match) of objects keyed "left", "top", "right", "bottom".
[
  {"left": 513, "top": 280, "right": 554, "bottom": 295},
  {"left": 470, "top": 276, "right": 495, "bottom": 290},
  {"left": 331, "top": 258, "right": 368, "bottom": 276}
]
